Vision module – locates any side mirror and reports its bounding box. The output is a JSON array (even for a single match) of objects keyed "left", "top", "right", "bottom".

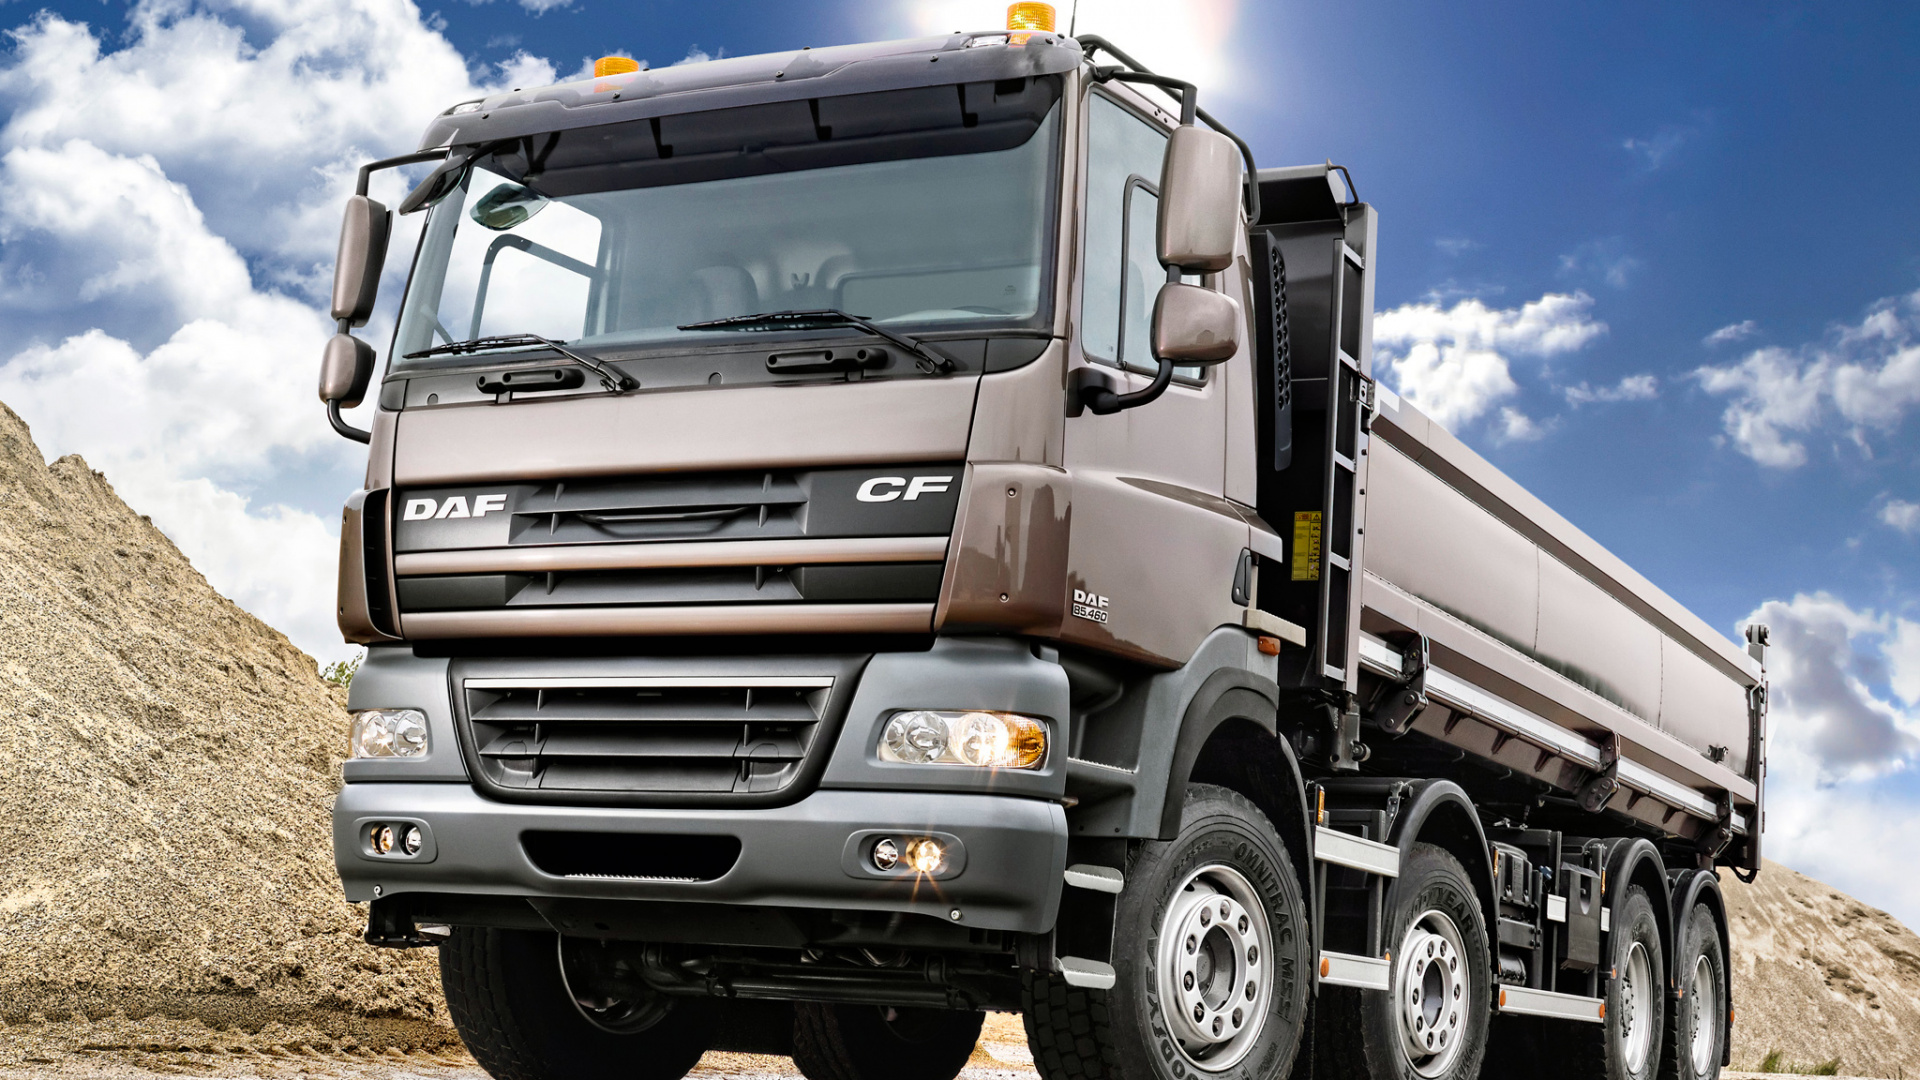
[
  {"left": 1157, "top": 126, "right": 1242, "bottom": 273},
  {"left": 319, "top": 333, "right": 376, "bottom": 409},
  {"left": 1153, "top": 283, "right": 1242, "bottom": 364},
  {"left": 331, "top": 195, "right": 392, "bottom": 327}
]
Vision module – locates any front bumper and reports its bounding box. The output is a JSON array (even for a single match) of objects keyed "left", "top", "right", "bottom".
[{"left": 333, "top": 782, "right": 1069, "bottom": 934}]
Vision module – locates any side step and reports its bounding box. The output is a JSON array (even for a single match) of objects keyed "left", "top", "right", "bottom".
[
  {"left": 1314, "top": 825, "right": 1400, "bottom": 877},
  {"left": 1059, "top": 957, "right": 1117, "bottom": 990},
  {"left": 1498, "top": 985, "right": 1605, "bottom": 1023},
  {"left": 1318, "top": 950, "right": 1391, "bottom": 991}
]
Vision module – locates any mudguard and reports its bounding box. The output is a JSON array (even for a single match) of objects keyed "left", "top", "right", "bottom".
[{"left": 1383, "top": 779, "right": 1497, "bottom": 929}]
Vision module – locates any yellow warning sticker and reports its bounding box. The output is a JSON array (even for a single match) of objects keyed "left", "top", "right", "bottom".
[{"left": 1292, "top": 511, "right": 1322, "bottom": 581}]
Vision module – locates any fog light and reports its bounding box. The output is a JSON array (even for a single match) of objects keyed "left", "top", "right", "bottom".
[
  {"left": 872, "top": 838, "right": 900, "bottom": 871},
  {"left": 905, "top": 838, "right": 946, "bottom": 874},
  {"left": 350, "top": 709, "right": 429, "bottom": 758},
  {"left": 371, "top": 824, "right": 395, "bottom": 855},
  {"left": 878, "top": 711, "right": 1047, "bottom": 769},
  {"left": 403, "top": 826, "right": 423, "bottom": 856}
]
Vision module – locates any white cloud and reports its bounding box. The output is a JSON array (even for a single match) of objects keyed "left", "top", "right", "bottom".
[
  {"left": 1497, "top": 408, "right": 1546, "bottom": 442},
  {"left": 1373, "top": 291, "right": 1605, "bottom": 430},
  {"left": 1882, "top": 499, "right": 1920, "bottom": 536},
  {"left": 1752, "top": 593, "right": 1920, "bottom": 927},
  {"left": 1750, "top": 594, "right": 1920, "bottom": 781},
  {"left": 0, "top": 1, "right": 549, "bottom": 664},
  {"left": 519, "top": 0, "right": 573, "bottom": 12},
  {"left": 1705, "top": 319, "right": 1757, "bottom": 346},
  {"left": 1621, "top": 126, "right": 1689, "bottom": 171},
  {"left": 1564, "top": 373, "right": 1657, "bottom": 406},
  {"left": 1695, "top": 290, "right": 1920, "bottom": 468}
]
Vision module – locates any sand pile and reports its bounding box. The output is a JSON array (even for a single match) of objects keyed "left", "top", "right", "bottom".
[
  {"left": 1724, "top": 860, "right": 1920, "bottom": 1077},
  {"left": 0, "top": 403, "right": 453, "bottom": 1065}
]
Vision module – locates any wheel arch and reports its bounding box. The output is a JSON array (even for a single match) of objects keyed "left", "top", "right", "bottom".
[
  {"left": 1669, "top": 868, "right": 1733, "bottom": 1067},
  {"left": 1183, "top": 709, "right": 1314, "bottom": 889},
  {"left": 1386, "top": 780, "right": 1497, "bottom": 939},
  {"left": 1603, "top": 839, "right": 1674, "bottom": 981}
]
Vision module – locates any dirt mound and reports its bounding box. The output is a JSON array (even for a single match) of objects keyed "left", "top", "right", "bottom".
[
  {"left": 1725, "top": 860, "right": 1920, "bottom": 1077},
  {"left": 0, "top": 403, "right": 453, "bottom": 1064}
]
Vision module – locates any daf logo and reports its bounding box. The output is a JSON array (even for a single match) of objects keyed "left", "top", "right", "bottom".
[
  {"left": 855, "top": 475, "right": 953, "bottom": 503},
  {"left": 403, "top": 494, "right": 509, "bottom": 521}
]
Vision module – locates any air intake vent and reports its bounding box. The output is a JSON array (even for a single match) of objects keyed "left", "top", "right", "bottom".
[
  {"left": 522, "top": 831, "right": 741, "bottom": 881},
  {"left": 458, "top": 676, "right": 837, "bottom": 807}
]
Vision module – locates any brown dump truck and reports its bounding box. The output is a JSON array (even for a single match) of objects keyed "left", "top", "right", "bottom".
[{"left": 322, "top": 12, "right": 1765, "bottom": 1080}]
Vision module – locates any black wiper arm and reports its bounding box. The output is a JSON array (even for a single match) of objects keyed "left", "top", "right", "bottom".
[
  {"left": 677, "top": 310, "right": 955, "bottom": 374},
  {"left": 404, "top": 334, "right": 637, "bottom": 392}
]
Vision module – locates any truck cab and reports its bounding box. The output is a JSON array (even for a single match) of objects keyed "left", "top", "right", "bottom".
[{"left": 325, "top": 15, "right": 1758, "bottom": 1080}]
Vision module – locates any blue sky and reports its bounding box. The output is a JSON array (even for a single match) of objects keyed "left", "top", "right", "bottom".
[{"left": 0, "top": 0, "right": 1916, "bottom": 920}]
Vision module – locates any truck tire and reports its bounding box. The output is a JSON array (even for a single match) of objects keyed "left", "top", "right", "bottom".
[
  {"left": 1660, "top": 903, "right": 1725, "bottom": 1080},
  {"left": 440, "top": 927, "right": 713, "bottom": 1080},
  {"left": 1022, "top": 783, "right": 1311, "bottom": 1080},
  {"left": 1573, "top": 885, "right": 1666, "bottom": 1080},
  {"left": 790, "top": 1002, "right": 982, "bottom": 1080},
  {"left": 1318, "top": 842, "right": 1491, "bottom": 1080}
]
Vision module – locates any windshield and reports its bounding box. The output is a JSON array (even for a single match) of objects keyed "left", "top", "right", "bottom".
[{"left": 394, "top": 85, "right": 1062, "bottom": 364}]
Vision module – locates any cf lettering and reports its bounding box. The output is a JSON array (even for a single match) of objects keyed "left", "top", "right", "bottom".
[
  {"left": 856, "top": 475, "right": 954, "bottom": 503},
  {"left": 905, "top": 475, "right": 952, "bottom": 500},
  {"left": 857, "top": 477, "right": 906, "bottom": 502}
]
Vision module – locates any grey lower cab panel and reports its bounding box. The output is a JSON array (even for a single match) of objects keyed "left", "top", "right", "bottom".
[{"left": 333, "top": 783, "right": 1068, "bottom": 933}]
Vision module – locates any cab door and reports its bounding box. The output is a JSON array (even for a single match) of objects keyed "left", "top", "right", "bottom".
[{"left": 1059, "top": 89, "right": 1248, "bottom": 667}]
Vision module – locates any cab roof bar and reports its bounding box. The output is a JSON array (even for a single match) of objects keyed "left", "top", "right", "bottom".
[{"left": 1076, "top": 34, "right": 1261, "bottom": 223}]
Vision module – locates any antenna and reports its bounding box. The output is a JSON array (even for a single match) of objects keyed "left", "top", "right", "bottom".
[{"left": 1069, "top": 0, "right": 1080, "bottom": 35}]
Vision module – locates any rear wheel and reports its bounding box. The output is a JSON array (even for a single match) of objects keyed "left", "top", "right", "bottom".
[
  {"left": 1661, "top": 903, "right": 1726, "bottom": 1080},
  {"left": 440, "top": 927, "right": 713, "bottom": 1080},
  {"left": 1574, "top": 885, "right": 1665, "bottom": 1080},
  {"left": 790, "top": 1001, "right": 982, "bottom": 1080},
  {"left": 1022, "top": 783, "right": 1311, "bottom": 1080},
  {"left": 1318, "top": 842, "right": 1491, "bottom": 1080}
]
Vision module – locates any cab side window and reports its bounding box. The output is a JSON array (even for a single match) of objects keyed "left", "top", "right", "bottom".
[{"left": 1081, "top": 94, "right": 1172, "bottom": 375}]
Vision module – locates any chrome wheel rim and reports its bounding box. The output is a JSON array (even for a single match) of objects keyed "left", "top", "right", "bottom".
[
  {"left": 1395, "top": 909, "right": 1470, "bottom": 1077},
  {"left": 1621, "top": 940, "right": 1655, "bottom": 1073},
  {"left": 1689, "top": 954, "right": 1717, "bottom": 1075},
  {"left": 1155, "top": 863, "right": 1273, "bottom": 1072}
]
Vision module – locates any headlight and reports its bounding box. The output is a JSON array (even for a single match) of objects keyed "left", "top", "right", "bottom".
[
  {"left": 878, "top": 710, "right": 1047, "bottom": 769},
  {"left": 350, "top": 709, "right": 430, "bottom": 758}
]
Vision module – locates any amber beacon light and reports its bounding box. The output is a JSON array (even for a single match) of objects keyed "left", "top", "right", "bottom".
[
  {"left": 1006, "top": 3, "right": 1056, "bottom": 43},
  {"left": 593, "top": 55, "right": 640, "bottom": 77}
]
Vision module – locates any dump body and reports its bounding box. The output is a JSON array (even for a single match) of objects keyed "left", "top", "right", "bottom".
[{"left": 1358, "top": 397, "right": 1761, "bottom": 839}]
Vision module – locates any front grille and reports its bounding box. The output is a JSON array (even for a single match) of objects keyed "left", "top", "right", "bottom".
[
  {"left": 459, "top": 676, "right": 839, "bottom": 806},
  {"left": 399, "top": 562, "right": 944, "bottom": 612}
]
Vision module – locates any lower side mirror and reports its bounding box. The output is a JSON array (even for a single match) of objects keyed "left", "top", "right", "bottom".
[
  {"left": 320, "top": 333, "right": 376, "bottom": 407},
  {"left": 321, "top": 333, "right": 377, "bottom": 443},
  {"left": 1152, "top": 283, "right": 1242, "bottom": 365}
]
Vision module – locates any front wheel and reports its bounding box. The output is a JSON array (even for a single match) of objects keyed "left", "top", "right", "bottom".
[
  {"left": 790, "top": 1001, "right": 982, "bottom": 1080},
  {"left": 1318, "top": 842, "right": 1492, "bottom": 1080},
  {"left": 1023, "top": 783, "right": 1312, "bottom": 1080},
  {"left": 440, "top": 927, "right": 713, "bottom": 1080}
]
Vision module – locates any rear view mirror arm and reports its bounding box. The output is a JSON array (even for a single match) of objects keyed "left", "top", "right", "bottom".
[
  {"left": 1080, "top": 36, "right": 1261, "bottom": 222},
  {"left": 322, "top": 149, "right": 449, "bottom": 443}
]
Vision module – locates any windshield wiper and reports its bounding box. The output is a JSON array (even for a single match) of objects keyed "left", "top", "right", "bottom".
[
  {"left": 677, "top": 310, "right": 955, "bottom": 375},
  {"left": 404, "top": 334, "right": 637, "bottom": 392}
]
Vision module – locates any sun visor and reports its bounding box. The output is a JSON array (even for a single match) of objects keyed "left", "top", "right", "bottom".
[{"left": 468, "top": 75, "right": 1062, "bottom": 198}]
